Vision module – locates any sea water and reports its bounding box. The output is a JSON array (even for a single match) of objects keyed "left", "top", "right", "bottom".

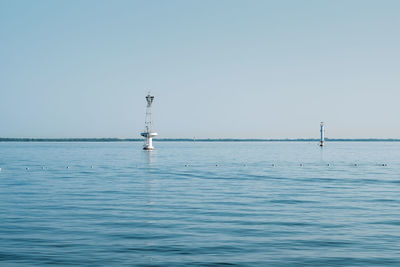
[{"left": 1, "top": 141, "right": 400, "bottom": 266}]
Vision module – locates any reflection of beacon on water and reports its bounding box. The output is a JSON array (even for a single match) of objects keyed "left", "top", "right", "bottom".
[
  {"left": 319, "top": 122, "right": 325, "bottom": 147},
  {"left": 140, "top": 93, "right": 157, "bottom": 150}
]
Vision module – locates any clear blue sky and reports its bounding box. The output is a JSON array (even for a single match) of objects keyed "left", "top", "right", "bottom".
[{"left": 1, "top": 0, "right": 399, "bottom": 138}]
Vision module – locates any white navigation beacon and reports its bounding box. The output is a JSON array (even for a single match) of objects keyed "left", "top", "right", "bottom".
[
  {"left": 141, "top": 93, "right": 158, "bottom": 150},
  {"left": 319, "top": 122, "right": 325, "bottom": 147}
]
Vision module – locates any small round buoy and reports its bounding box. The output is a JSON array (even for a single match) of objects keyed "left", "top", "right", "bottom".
[
  {"left": 354, "top": 164, "right": 357, "bottom": 166},
  {"left": 90, "top": 165, "right": 93, "bottom": 169},
  {"left": 327, "top": 164, "right": 330, "bottom": 166},
  {"left": 26, "top": 167, "right": 29, "bottom": 170},
  {"left": 300, "top": 164, "right": 303, "bottom": 166},
  {"left": 272, "top": 164, "right": 275, "bottom": 167},
  {"left": 66, "top": 166, "right": 69, "bottom": 169},
  {"left": 215, "top": 164, "right": 218, "bottom": 166}
]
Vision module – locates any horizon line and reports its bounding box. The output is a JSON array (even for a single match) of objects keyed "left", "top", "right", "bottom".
[{"left": 2, "top": 138, "right": 400, "bottom": 142}]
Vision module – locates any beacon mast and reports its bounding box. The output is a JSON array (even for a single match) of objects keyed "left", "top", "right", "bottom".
[
  {"left": 319, "top": 122, "right": 325, "bottom": 147},
  {"left": 141, "top": 93, "right": 157, "bottom": 150}
]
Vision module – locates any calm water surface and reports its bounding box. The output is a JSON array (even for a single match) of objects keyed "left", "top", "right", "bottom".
[{"left": 1, "top": 142, "right": 400, "bottom": 266}]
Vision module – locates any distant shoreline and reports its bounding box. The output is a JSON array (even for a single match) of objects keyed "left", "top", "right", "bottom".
[{"left": 1, "top": 138, "right": 400, "bottom": 142}]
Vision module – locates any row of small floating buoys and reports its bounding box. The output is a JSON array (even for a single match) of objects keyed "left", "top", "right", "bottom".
[
  {"left": 182, "top": 163, "right": 389, "bottom": 167},
  {"left": 0, "top": 163, "right": 391, "bottom": 171},
  {"left": 0, "top": 166, "right": 96, "bottom": 171}
]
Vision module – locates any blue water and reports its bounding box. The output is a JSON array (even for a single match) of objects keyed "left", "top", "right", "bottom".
[{"left": 1, "top": 141, "right": 400, "bottom": 266}]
